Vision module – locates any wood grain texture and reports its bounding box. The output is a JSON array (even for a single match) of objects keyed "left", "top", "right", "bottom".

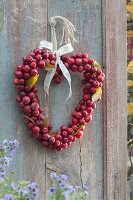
[
  {"left": 0, "top": 0, "right": 127, "bottom": 199},
  {"left": 0, "top": 0, "right": 48, "bottom": 199},
  {"left": 47, "top": 0, "right": 103, "bottom": 199},
  {"left": 0, "top": 0, "right": 104, "bottom": 199},
  {"left": 103, "top": 0, "right": 127, "bottom": 199}
]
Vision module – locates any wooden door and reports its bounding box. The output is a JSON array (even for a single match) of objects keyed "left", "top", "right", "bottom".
[{"left": 0, "top": 0, "right": 127, "bottom": 199}]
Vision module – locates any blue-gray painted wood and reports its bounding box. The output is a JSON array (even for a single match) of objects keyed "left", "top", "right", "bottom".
[
  {"left": 0, "top": 0, "right": 104, "bottom": 199},
  {"left": 0, "top": 0, "right": 48, "bottom": 198},
  {"left": 48, "top": 1, "right": 103, "bottom": 199}
]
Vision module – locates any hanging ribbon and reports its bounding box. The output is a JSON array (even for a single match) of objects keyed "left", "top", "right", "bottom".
[
  {"left": 39, "top": 16, "right": 77, "bottom": 99},
  {"left": 39, "top": 40, "right": 73, "bottom": 99}
]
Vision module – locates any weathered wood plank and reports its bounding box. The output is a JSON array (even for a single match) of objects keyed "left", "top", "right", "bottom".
[
  {"left": 103, "top": 0, "right": 127, "bottom": 199},
  {"left": 0, "top": 0, "right": 104, "bottom": 199},
  {"left": 0, "top": 0, "right": 127, "bottom": 199},
  {"left": 47, "top": 0, "right": 103, "bottom": 199},
  {"left": 0, "top": 0, "right": 47, "bottom": 199}
]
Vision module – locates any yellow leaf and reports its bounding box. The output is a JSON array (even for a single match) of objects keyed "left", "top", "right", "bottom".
[
  {"left": 128, "top": 80, "right": 133, "bottom": 87},
  {"left": 127, "top": 103, "right": 133, "bottom": 116},
  {"left": 49, "top": 131, "right": 56, "bottom": 137},
  {"left": 92, "top": 61, "right": 100, "bottom": 69},
  {"left": 127, "top": 2, "right": 133, "bottom": 13},
  {"left": 92, "top": 87, "right": 102, "bottom": 102},
  {"left": 42, "top": 117, "right": 49, "bottom": 128},
  {"left": 35, "top": 95, "right": 40, "bottom": 104},
  {"left": 128, "top": 60, "right": 133, "bottom": 68},
  {"left": 26, "top": 75, "right": 39, "bottom": 88},
  {"left": 45, "top": 63, "right": 55, "bottom": 70},
  {"left": 127, "top": 61, "right": 133, "bottom": 73}
]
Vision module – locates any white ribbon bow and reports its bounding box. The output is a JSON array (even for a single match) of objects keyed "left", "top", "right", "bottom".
[{"left": 39, "top": 40, "right": 73, "bottom": 99}]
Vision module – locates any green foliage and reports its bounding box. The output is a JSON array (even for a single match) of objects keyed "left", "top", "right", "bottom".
[
  {"left": 48, "top": 172, "right": 88, "bottom": 200},
  {"left": 0, "top": 177, "right": 29, "bottom": 200},
  {"left": 0, "top": 140, "right": 39, "bottom": 199}
]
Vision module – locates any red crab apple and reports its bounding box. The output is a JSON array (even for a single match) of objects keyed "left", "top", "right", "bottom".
[
  {"left": 75, "top": 130, "right": 83, "bottom": 138},
  {"left": 22, "top": 96, "right": 30, "bottom": 105}
]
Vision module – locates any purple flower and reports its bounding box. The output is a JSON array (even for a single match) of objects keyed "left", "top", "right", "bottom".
[
  {"left": 50, "top": 172, "right": 58, "bottom": 179},
  {"left": 0, "top": 140, "right": 19, "bottom": 180},
  {"left": 65, "top": 185, "right": 74, "bottom": 193},
  {"left": 49, "top": 172, "right": 89, "bottom": 199},
  {"left": 19, "top": 182, "right": 39, "bottom": 200},
  {"left": 11, "top": 183, "right": 18, "bottom": 190},
  {"left": 57, "top": 179, "right": 66, "bottom": 189},
  {"left": 0, "top": 140, "right": 39, "bottom": 200},
  {"left": 2, "top": 140, "right": 19, "bottom": 157},
  {"left": 1, "top": 140, "right": 19, "bottom": 164},
  {"left": 27, "top": 182, "right": 39, "bottom": 199},
  {"left": 19, "top": 189, "right": 28, "bottom": 196},
  {"left": 57, "top": 179, "right": 64, "bottom": 185},
  {"left": 61, "top": 174, "right": 68, "bottom": 180},
  {"left": 3, "top": 157, "right": 10, "bottom": 166},
  {"left": 3, "top": 194, "right": 14, "bottom": 200},
  {"left": 59, "top": 183, "right": 66, "bottom": 190},
  {"left": 62, "top": 191, "right": 69, "bottom": 200},
  {"left": 48, "top": 186, "right": 57, "bottom": 196},
  {"left": 0, "top": 166, "right": 5, "bottom": 180}
]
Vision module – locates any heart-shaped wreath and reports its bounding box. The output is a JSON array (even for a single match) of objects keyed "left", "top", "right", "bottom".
[
  {"left": 13, "top": 16, "right": 105, "bottom": 151},
  {"left": 13, "top": 48, "right": 104, "bottom": 151}
]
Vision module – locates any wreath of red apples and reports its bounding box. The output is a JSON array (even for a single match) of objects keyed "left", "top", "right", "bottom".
[{"left": 13, "top": 47, "right": 104, "bottom": 151}]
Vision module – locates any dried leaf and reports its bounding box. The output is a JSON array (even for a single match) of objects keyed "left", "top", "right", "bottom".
[
  {"left": 24, "top": 115, "right": 36, "bottom": 125},
  {"left": 128, "top": 80, "right": 133, "bottom": 87},
  {"left": 127, "top": 103, "right": 133, "bottom": 116},
  {"left": 26, "top": 75, "right": 39, "bottom": 88},
  {"left": 42, "top": 117, "right": 49, "bottom": 128},
  {"left": 92, "top": 87, "right": 102, "bottom": 102},
  {"left": 73, "top": 125, "right": 85, "bottom": 135},
  {"left": 126, "top": 2, "right": 133, "bottom": 12},
  {"left": 127, "top": 2, "right": 133, "bottom": 14},
  {"left": 49, "top": 131, "right": 56, "bottom": 137},
  {"left": 35, "top": 95, "right": 40, "bottom": 104},
  {"left": 128, "top": 67, "right": 133, "bottom": 73},
  {"left": 127, "top": 31, "right": 133, "bottom": 38},
  {"left": 129, "top": 123, "right": 133, "bottom": 126}
]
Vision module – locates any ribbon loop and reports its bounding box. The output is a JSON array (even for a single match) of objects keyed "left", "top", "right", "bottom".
[
  {"left": 55, "top": 43, "right": 74, "bottom": 56},
  {"left": 39, "top": 40, "right": 53, "bottom": 50},
  {"left": 39, "top": 16, "right": 77, "bottom": 99},
  {"left": 39, "top": 40, "right": 73, "bottom": 99}
]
